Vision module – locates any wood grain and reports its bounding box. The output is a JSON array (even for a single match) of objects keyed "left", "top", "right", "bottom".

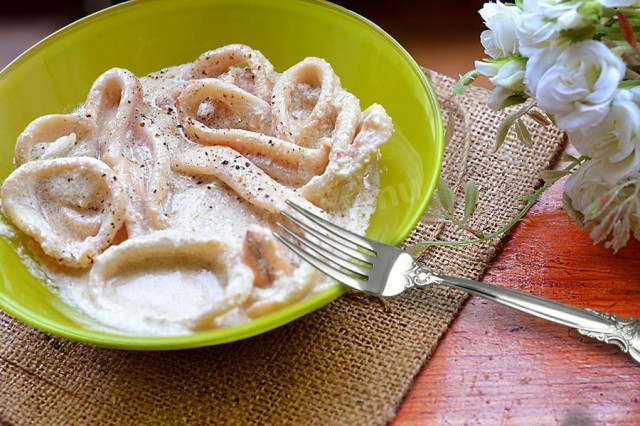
[{"left": 393, "top": 178, "right": 640, "bottom": 425}]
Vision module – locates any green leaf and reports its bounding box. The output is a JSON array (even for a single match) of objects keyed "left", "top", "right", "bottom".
[
  {"left": 421, "top": 204, "right": 448, "bottom": 222},
  {"left": 407, "top": 243, "right": 428, "bottom": 257},
  {"left": 453, "top": 70, "right": 479, "bottom": 96},
  {"left": 547, "top": 113, "right": 557, "bottom": 126},
  {"left": 437, "top": 177, "right": 454, "bottom": 215},
  {"left": 495, "top": 122, "right": 513, "bottom": 152},
  {"left": 527, "top": 110, "right": 552, "bottom": 126},
  {"left": 562, "top": 152, "right": 580, "bottom": 162},
  {"left": 540, "top": 169, "right": 570, "bottom": 182},
  {"left": 428, "top": 193, "right": 442, "bottom": 210},
  {"left": 514, "top": 118, "right": 533, "bottom": 147},
  {"left": 495, "top": 103, "right": 533, "bottom": 151},
  {"left": 563, "top": 192, "right": 584, "bottom": 226},
  {"left": 619, "top": 79, "right": 640, "bottom": 88},
  {"left": 463, "top": 180, "right": 478, "bottom": 221},
  {"left": 499, "top": 94, "right": 527, "bottom": 109},
  {"left": 444, "top": 108, "right": 455, "bottom": 146}
]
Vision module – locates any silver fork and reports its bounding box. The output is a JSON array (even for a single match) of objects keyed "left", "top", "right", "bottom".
[{"left": 274, "top": 201, "right": 640, "bottom": 364}]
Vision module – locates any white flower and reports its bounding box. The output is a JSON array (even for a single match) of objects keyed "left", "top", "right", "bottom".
[
  {"left": 517, "top": 11, "right": 560, "bottom": 57},
  {"left": 517, "top": 0, "right": 601, "bottom": 56},
  {"left": 476, "top": 58, "right": 527, "bottom": 109},
  {"left": 479, "top": 1, "right": 522, "bottom": 58},
  {"left": 525, "top": 41, "right": 625, "bottom": 131},
  {"left": 565, "top": 159, "right": 640, "bottom": 251},
  {"left": 569, "top": 89, "right": 640, "bottom": 185},
  {"left": 564, "top": 159, "right": 611, "bottom": 216}
]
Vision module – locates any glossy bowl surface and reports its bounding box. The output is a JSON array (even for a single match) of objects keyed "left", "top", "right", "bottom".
[{"left": 0, "top": 0, "right": 443, "bottom": 349}]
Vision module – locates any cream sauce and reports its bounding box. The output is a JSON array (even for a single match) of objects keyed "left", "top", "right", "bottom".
[{"left": 0, "top": 45, "right": 392, "bottom": 336}]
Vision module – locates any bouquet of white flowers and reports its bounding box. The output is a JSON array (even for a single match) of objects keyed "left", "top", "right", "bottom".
[{"left": 460, "top": 0, "right": 640, "bottom": 251}]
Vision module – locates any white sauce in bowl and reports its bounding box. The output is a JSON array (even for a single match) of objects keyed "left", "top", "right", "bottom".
[{"left": 0, "top": 45, "right": 393, "bottom": 336}]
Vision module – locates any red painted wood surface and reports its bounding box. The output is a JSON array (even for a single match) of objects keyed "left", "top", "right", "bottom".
[{"left": 393, "top": 178, "right": 640, "bottom": 424}]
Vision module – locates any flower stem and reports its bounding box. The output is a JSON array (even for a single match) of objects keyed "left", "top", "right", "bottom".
[
  {"left": 604, "top": 8, "right": 640, "bottom": 19},
  {"left": 412, "top": 155, "right": 589, "bottom": 249},
  {"left": 446, "top": 217, "right": 486, "bottom": 239}
]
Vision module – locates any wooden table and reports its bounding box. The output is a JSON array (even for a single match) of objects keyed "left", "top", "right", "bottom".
[
  {"left": 394, "top": 179, "right": 640, "bottom": 424},
  {"left": 4, "top": 10, "right": 640, "bottom": 425}
]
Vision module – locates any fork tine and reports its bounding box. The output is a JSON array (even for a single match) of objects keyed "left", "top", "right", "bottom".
[
  {"left": 276, "top": 222, "right": 371, "bottom": 277},
  {"left": 272, "top": 232, "right": 368, "bottom": 291},
  {"left": 281, "top": 211, "right": 375, "bottom": 263},
  {"left": 286, "top": 200, "right": 378, "bottom": 251}
]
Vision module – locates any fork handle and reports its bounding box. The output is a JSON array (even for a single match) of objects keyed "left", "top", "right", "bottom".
[{"left": 410, "top": 265, "right": 640, "bottom": 363}]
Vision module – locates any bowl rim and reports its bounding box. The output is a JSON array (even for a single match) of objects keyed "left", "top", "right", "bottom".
[{"left": 0, "top": 0, "right": 443, "bottom": 350}]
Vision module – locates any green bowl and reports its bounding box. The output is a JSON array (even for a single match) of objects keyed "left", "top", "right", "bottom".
[{"left": 0, "top": 0, "right": 443, "bottom": 349}]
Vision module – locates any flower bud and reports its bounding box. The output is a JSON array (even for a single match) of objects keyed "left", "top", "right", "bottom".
[{"left": 476, "top": 58, "right": 526, "bottom": 92}]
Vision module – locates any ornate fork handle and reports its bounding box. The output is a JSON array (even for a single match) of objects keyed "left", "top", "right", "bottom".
[
  {"left": 575, "top": 309, "right": 640, "bottom": 361},
  {"left": 407, "top": 262, "right": 640, "bottom": 363}
]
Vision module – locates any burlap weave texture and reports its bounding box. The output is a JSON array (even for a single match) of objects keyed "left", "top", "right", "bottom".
[{"left": 0, "top": 71, "right": 564, "bottom": 425}]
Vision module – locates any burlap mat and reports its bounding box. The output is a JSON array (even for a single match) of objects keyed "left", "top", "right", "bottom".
[{"left": 0, "top": 71, "right": 564, "bottom": 425}]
